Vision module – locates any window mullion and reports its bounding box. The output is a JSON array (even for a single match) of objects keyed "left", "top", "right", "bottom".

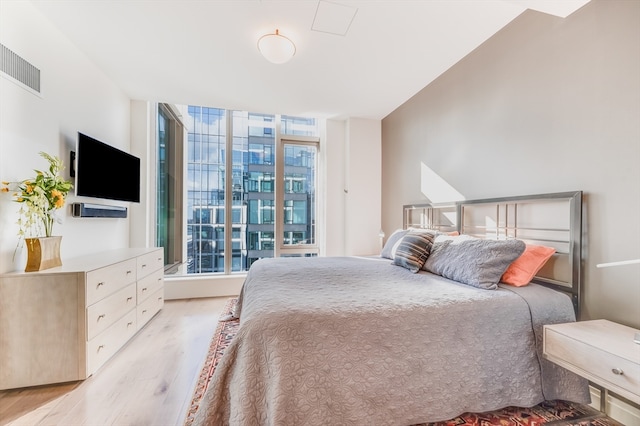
[
  {"left": 274, "top": 115, "right": 284, "bottom": 257},
  {"left": 224, "top": 111, "right": 233, "bottom": 274}
]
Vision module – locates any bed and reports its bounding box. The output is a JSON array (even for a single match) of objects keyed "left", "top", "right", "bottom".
[{"left": 193, "top": 191, "right": 590, "bottom": 426}]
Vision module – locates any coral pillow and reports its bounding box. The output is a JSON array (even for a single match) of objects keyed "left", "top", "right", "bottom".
[{"left": 501, "top": 244, "right": 556, "bottom": 286}]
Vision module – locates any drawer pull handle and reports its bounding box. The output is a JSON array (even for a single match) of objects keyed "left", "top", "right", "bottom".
[
  {"left": 158, "top": 278, "right": 162, "bottom": 282},
  {"left": 142, "top": 287, "right": 147, "bottom": 292},
  {"left": 127, "top": 297, "right": 133, "bottom": 302},
  {"left": 98, "top": 345, "right": 105, "bottom": 352},
  {"left": 97, "top": 314, "right": 106, "bottom": 321},
  {"left": 142, "top": 309, "right": 148, "bottom": 314},
  {"left": 126, "top": 270, "right": 132, "bottom": 275},
  {"left": 127, "top": 321, "right": 133, "bottom": 327},
  {"left": 142, "top": 264, "right": 147, "bottom": 268},
  {"left": 97, "top": 282, "right": 105, "bottom": 288},
  {"left": 612, "top": 368, "right": 624, "bottom": 376},
  {"left": 158, "top": 297, "right": 163, "bottom": 301}
]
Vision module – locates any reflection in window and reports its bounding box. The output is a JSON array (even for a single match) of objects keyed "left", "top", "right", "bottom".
[
  {"left": 282, "top": 143, "right": 316, "bottom": 245},
  {"left": 178, "top": 107, "right": 318, "bottom": 275},
  {"left": 285, "top": 174, "right": 306, "bottom": 193},
  {"left": 284, "top": 200, "right": 307, "bottom": 224},
  {"left": 284, "top": 145, "right": 314, "bottom": 167},
  {"left": 186, "top": 106, "right": 226, "bottom": 274},
  {"left": 281, "top": 116, "right": 318, "bottom": 136},
  {"left": 248, "top": 199, "right": 274, "bottom": 224}
]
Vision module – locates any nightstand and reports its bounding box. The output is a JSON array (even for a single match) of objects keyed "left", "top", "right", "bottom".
[{"left": 543, "top": 319, "right": 640, "bottom": 409}]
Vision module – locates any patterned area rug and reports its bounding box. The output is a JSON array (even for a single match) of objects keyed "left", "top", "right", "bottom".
[
  {"left": 184, "top": 298, "right": 240, "bottom": 426},
  {"left": 184, "top": 298, "right": 622, "bottom": 426}
]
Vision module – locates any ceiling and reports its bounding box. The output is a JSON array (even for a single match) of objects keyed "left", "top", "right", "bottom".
[{"left": 30, "top": 0, "right": 590, "bottom": 120}]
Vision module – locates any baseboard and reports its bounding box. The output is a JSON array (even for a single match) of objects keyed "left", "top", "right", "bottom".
[
  {"left": 590, "top": 385, "right": 640, "bottom": 426},
  {"left": 164, "top": 274, "right": 244, "bottom": 300}
]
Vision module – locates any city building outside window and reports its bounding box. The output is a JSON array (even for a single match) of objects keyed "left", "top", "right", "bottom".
[{"left": 158, "top": 106, "right": 319, "bottom": 275}]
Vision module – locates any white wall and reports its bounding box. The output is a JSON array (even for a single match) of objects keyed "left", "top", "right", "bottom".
[
  {"left": 0, "top": 1, "right": 131, "bottom": 273},
  {"left": 324, "top": 119, "right": 347, "bottom": 256},
  {"left": 129, "top": 100, "right": 154, "bottom": 249},
  {"left": 381, "top": 0, "right": 640, "bottom": 328},
  {"left": 324, "top": 117, "right": 381, "bottom": 257},
  {"left": 345, "top": 118, "right": 382, "bottom": 256}
]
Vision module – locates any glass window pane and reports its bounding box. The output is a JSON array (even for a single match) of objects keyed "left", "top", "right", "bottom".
[
  {"left": 187, "top": 106, "right": 226, "bottom": 274},
  {"left": 230, "top": 111, "right": 276, "bottom": 272},
  {"left": 177, "top": 107, "right": 318, "bottom": 275},
  {"left": 283, "top": 143, "right": 316, "bottom": 245},
  {"left": 281, "top": 115, "right": 318, "bottom": 136}
]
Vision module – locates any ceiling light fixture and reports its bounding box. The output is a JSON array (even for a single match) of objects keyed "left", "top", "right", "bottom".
[{"left": 257, "top": 29, "right": 296, "bottom": 64}]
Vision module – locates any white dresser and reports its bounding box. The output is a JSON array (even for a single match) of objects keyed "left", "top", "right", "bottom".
[{"left": 0, "top": 248, "right": 164, "bottom": 390}]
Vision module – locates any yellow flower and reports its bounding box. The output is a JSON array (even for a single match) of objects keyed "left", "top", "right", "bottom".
[
  {"left": 51, "top": 189, "right": 65, "bottom": 208},
  {"left": 1, "top": 152, "right": 73, "bottom": 238}
]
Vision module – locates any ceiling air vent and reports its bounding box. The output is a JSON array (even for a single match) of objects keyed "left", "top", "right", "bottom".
[{"left": 0, "top": 43, "right": 41, "bottom": 95}]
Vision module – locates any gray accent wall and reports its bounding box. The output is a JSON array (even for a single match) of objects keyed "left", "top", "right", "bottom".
[{"left": 381, "top": 0, "right": 640, "bottom": 328}]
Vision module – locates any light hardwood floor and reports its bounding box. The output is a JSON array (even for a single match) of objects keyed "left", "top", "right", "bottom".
[{"left": 0, "top": 297, "right": 232, "bottom": 426}]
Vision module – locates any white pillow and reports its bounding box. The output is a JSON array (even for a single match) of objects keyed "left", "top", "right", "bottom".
[{"left": 380, "top": 229, "right": 408, "bottom": 259}]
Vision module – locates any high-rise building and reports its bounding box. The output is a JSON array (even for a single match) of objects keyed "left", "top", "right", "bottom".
[{"left": 185, "top": 107, "right": 317, "bottom": 274}]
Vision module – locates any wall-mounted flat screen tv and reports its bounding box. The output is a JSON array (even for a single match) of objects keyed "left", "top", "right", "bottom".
[{"left": 75, "top": 132, "right": 141, "bottom": 203}]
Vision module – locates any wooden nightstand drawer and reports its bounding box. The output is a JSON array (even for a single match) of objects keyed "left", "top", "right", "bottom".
[{"left": 544, "top": 320, "right": 640, "bottom": 405}]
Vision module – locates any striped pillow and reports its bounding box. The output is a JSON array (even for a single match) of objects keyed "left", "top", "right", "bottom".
[{"left": 392, "top": 231, "right": 436, "bottom": 273}]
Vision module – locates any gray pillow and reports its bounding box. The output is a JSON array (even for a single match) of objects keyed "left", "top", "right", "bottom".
[
  {"left": 381, "top": 229, "right": 409, "bottom": 259},
  {"left": 392, "top": 231, "right": 437, "bottom": 273},
  {"left": 423, "top": 238, "right": 526, "bottom": 289}
]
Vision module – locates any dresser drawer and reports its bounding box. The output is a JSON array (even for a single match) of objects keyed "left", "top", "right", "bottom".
[
  {"left": 86, "top": 283, "right": 136, "bottom": 340},
  {"left": 86, "top": 259, "right": 137, "bottom": 306},
  {"left": 137, "top": 268, "right": 164, "bottom": 303},
  {"left": 137, "top": 288, "right": 164, "bottom": 330},
  {"left": 87, "top": 309, "right": 137, "bottom": 375},
  {"left": 545, "top": 327, "right": 640, "bottom": 403},
  {"left": 137, "top": 250, "right": 164, "bottom": 280}
]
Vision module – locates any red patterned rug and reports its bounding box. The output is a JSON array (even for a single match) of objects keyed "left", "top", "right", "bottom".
[{"left": 184, "top": 298, "right": 622, "bottom": 426}]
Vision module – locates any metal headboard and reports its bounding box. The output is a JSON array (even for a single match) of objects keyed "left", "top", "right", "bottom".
[{"left": 403, "top": 191, "right": 583, "bottom": 314}]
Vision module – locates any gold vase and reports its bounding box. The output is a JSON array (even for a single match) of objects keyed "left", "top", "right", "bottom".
[{"left": 25, "top": 236, "right": 62, "bottom": 272}]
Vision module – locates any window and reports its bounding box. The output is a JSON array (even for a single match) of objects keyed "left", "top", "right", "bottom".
[
  {"left": 157, "top": 104, "right": 184, "bottom": 272},
  {"left": 281, "top": 115, "right": 318, "bottom": 136},
  {"left": 161, "top": 106, "right": 319, "bottom": 275},
  {"left": 249, "top": 144, "right": 273, "bottom": 165},
  {"left": 284, "top": 200, "right": 307, "bottom": 224},
  {"left": 185, "top": 107, "right": 227, "bottom": 273},
  {"left": 248, "top": 199, "right": 274, "bottom": 224},
  {"left": 281, "top": 143, "right": 316, "bottom": 246}
]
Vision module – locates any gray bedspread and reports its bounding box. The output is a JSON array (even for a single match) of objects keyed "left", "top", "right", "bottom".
[{"left": 193, "top": 256, "right": 589, "bottom": 426}]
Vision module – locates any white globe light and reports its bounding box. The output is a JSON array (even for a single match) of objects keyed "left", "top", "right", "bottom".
[{"left": 257, "top": 29, "right": 296, "bottom": 64}]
